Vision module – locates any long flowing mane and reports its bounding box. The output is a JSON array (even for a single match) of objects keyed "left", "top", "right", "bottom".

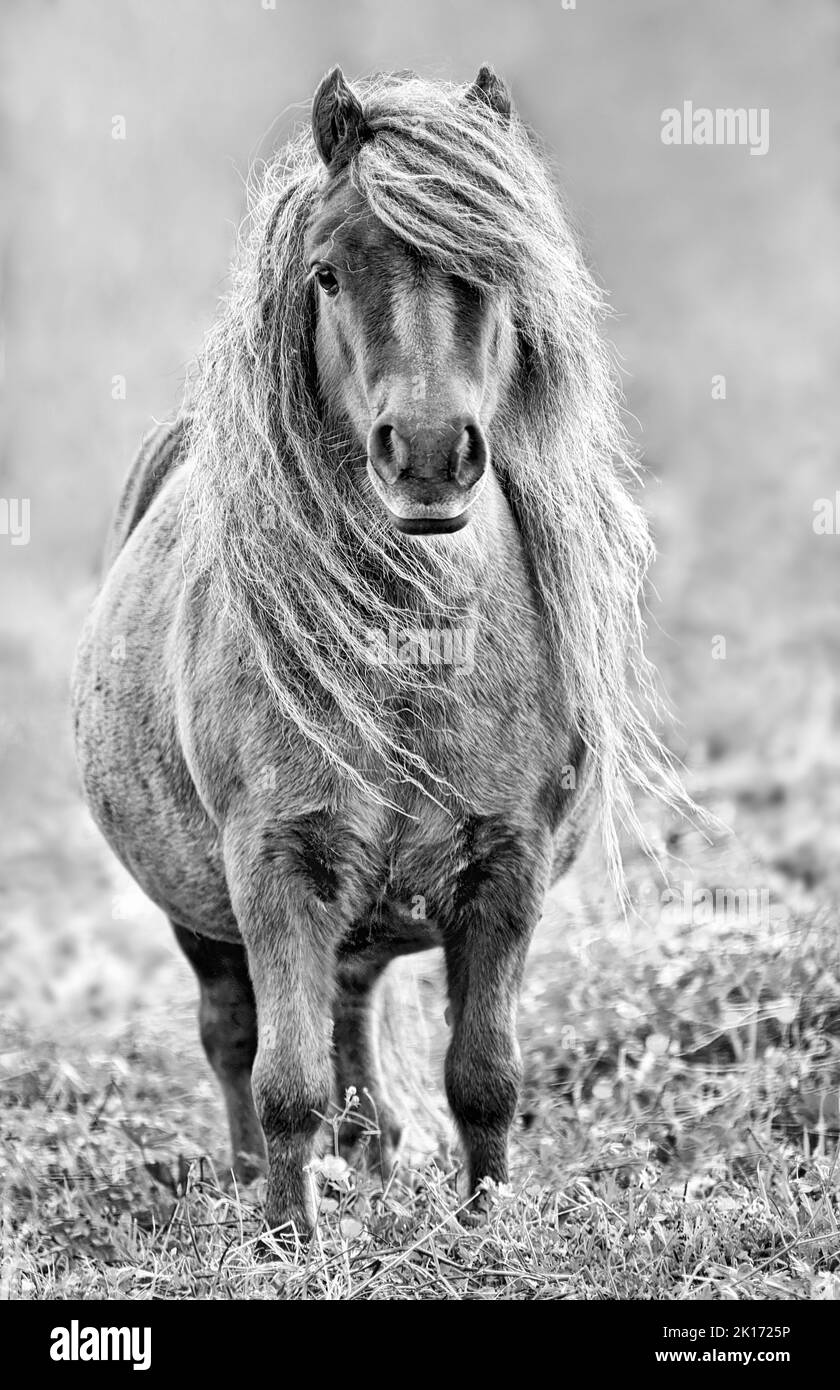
[{"left": 183, "top": 73, "right": 692, "bottom": 890}]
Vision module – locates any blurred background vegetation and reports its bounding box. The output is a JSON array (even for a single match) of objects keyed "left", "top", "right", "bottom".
[{"left": 1, "top": 0, "right": 839, "bottom": 1297}]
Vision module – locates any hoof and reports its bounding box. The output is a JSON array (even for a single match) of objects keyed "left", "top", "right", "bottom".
[
  {"left": 458, "top": 1187, "right": 496, "bottom": 1228},
  {"left": 260, "top": 1211, "right": 315, "bottom": 1256},
  {"left": 338, "top": 1128, "right": 403, "bottom": 1184},
  {"left": 458, "top": 1206, "right": 490, "bottom": 1229}
]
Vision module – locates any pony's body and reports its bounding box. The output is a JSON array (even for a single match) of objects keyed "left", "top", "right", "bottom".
[
  {"left": 73, "top": 68, "right": 684, "bottom": 1233},
  {"left": 77, "top": 429, "right": 587, "bottom": 950}
]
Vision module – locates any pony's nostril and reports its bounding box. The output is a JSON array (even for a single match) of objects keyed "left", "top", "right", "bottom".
[
  {"left": 368, "top": 420, "right": 404, "bottom": 485},
  {"left": 451, "top": 422, "right": 487, "bottom": 489}
]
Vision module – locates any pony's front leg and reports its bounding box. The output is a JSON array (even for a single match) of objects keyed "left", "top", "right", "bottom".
[
  {"left": 223, "top": 819, "right": 348, "bottom": 1236},
  {"left": 442, "top": 826, "right": 549, "bottom": 1212}
]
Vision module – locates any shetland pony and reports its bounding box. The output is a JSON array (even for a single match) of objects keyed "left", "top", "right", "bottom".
[{"left": 73, "top": 66, "right": 687, "bottom": 1234}]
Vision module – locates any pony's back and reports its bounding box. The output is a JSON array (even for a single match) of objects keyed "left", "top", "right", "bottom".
[{"left": 103, "top": 417, "right": 188, "bottom": 573}]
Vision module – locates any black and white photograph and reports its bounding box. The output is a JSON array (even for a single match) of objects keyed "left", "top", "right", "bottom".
[{"left": 1, "top": 0, "right": 838, "bottom": 1327}]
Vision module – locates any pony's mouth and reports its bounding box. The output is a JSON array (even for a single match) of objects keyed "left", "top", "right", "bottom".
[
  {"left": 365, "top": 462, "right": 483, "bottom": 536},
  {"left": 384, "top": 507, "right": 470, "bottom": 535}
]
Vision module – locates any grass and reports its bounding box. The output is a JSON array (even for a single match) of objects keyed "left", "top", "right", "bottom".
[{"left": 3, "top": 800, "right": 840, "bottom": 1300}]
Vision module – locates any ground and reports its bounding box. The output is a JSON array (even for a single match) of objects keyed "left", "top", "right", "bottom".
[{"left": 1, "top": 0, "right": 839, "bottom": 1299}]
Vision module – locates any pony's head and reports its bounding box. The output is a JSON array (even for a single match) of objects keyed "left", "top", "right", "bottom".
[{"left": 306, "top": 66, "right": 516, "bottom": 535}]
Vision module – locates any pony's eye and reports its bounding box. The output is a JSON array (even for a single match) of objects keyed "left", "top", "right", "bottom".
[{"left": 313, "top": 264, "right": 339, "bottom": 297}]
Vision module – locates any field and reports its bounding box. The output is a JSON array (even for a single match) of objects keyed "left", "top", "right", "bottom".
[{"left": 1, "top": 0, "right": 839, "bottom": 1299}]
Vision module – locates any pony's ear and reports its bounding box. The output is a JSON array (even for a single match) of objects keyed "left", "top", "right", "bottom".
[
  {"left": 464, "top": 64, "right": 512, "bottom": 122},
  {"left": 312, "top": 66, "right": 367, "bottom": 168}
]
